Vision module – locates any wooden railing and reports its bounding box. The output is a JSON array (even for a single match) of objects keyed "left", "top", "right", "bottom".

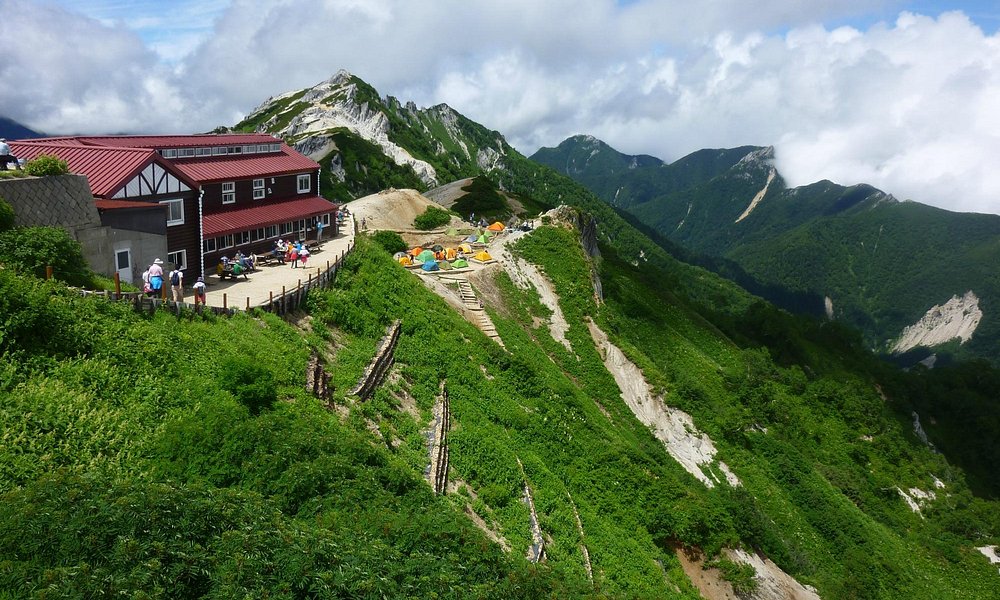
[
  {"left": 350, "top": 319, "right": 402, "bottom": 400},
  {"left": 69, "top": 240, "right": 354, "bottom": 318}
]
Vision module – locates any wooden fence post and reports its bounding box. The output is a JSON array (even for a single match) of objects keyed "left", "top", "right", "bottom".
[
  {"left": 223, "top": 293, "right": 227, "bottom": 310},
  {"left": 45, "top": 266, "right": 53, "bottom": 280},
  {"left": 113, "top": 272, "right": 121, "bottom": 299}
]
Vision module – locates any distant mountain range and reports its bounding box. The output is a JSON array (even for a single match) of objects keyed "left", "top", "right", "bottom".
[
  {"left": 531, "top": 135, "right": 1000, "bottom": 364},
  {"left": 0, "top": 117, "right": 43, "bottom": 140}
]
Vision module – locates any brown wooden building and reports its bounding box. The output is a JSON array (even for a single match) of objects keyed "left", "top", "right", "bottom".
[{"left": 12, "top": 134, "right": 338, "bottom": 278}]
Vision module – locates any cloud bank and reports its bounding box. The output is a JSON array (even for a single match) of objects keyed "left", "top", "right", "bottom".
[{"left": 2, "top": 0, "right": 999, "bottom": 214}]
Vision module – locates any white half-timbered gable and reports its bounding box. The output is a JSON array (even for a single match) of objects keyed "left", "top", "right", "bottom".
[{"left": 113, "top": 162, "right": 192, "bottom": 199}]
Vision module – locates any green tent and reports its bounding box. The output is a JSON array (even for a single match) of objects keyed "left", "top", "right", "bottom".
[
  {"left": 451, "top": 258, "right": 469, "bottom": 268},
  {"left": 446, "top": 227, "right": 459, "bottom": 236},
  {"left": 438, "top": 260, "right": 453, "bottom": 270},
  {"left": 417, "top": 249, "right": 436, "bottom": 262}
]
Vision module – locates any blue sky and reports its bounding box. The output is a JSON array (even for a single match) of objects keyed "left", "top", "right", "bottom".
[{"left": 5, "top": 0, "right": 1000, "bottom": 213}]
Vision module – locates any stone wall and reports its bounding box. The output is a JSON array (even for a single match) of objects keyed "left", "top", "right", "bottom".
[{"left": 0, "top": 174, "right": 111, "bottom": 274}]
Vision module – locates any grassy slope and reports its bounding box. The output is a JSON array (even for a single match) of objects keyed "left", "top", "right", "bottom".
[{"left": 1, "top": 227, "right": 999, "bottom": 597}]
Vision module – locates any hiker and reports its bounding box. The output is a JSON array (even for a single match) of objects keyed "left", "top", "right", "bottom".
[
  {"left": 316, "top": 219, "right": 324, "bottom": 243},
  {"left": 147, "top": 258, "right": 164, "bottom": 297},
  {"left": 192, "top": 276, "right": 207, "bottom": 306},
  {"left": 168, "top": 265, "right": 184, "bottom": 302},
  {"left": 0, "top": 138, "right": 20, "bottom": 171},
  {"left": 361, "top": 216, "right": 367, "bottom": 230},
  {"left": 289, "top": 245, "right": 299, "bottom": 268},
  {"left": 299, "top": 245, "right": 310, "bottom": 267}
]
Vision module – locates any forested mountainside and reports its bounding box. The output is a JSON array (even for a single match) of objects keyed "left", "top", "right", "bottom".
[
  {"left": 531, "top": 135, "right": 1000, "bottom": 365},
  {"left": 234, "top": 70, "right": 513, "bottom": 204},
  {"left": 2, "top": 210, "right": 1000, "bottom": 597}
]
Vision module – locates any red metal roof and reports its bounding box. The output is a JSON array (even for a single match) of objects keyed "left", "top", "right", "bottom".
[
  {"left": 203, "top": 196, "right": 337, "bottom": 237},
  {"left": 95, "top": 199, "right": 166, "bottom": 211},
  {"left": 10, "top": 142, "right": 159, "bottom": 197},
  {"left": 171, "top": 145, "right": 319, "bottom": 183},
  {"left": 68, "top": 133, "right": 282, "bottom": 149}
]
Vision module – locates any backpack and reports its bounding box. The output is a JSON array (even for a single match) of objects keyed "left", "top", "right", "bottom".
[{"left": 170, "top": 270, "right": 180, "bottom": 286}]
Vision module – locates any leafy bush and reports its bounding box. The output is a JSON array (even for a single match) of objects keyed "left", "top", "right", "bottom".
[
  {"left": 0, "top": 198, "right": 14, "bottom": 232},
  {"left": 0, "top": 225, "right": 94, "bottom": 287},
  {"left": 369, "top": 229, "right": 407, "bottom": 254},
  {"left": 23, "top": 153, "right": 69, "bottom": 176},
  {"left": 217, "top": 358, "right": 277, "bottom": 415},
  {"left": 414, "top": 205, "right": 452, "bottom": 230}
]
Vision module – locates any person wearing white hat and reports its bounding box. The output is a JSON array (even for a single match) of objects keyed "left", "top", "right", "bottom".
[
  {"left": 0, "top": 138, "right": 20, "bottom": 171},
  {"left": 148, "top": 258, "right": 164, "bottom": 297}
]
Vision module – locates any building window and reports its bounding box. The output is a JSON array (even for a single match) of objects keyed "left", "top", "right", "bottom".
[
  {"left": 266, "top": 225, "right": 278, "bottom": 238},
  {"left": 279, "top": 222, "right": 294, "bottom": 235},
  {"left": 253, "top": 179, "right": 265, "bottom": 200},
  {"left": 196, "top": 147, "right": 212, "bottom": 156},
  {"left": 227, "top": 146, "right": 242, "bottom": 155},
  {"left": 167, "top": 250, "right": 187, "bottom": 271},
  {"left": 237, "top": 231, "right": 250, "bottom": 245},
  {"left": 297, "top": 174, "right": 311, "bottom": 193},
  {"left": 218, "top": 234, "right": 234, "bottom": 249},
  {"left": 222, "top": 181, "right": 235, "bottom": 204},
  {"left": 321, "top": 213, "right": 331, "bottom": 226},
  {"left": 212, "top": 147, "right": 226, "bottom": 156},
  {"left": 160, "top": 198, "right": 184, "bottom": 226},
  {"left": 162, "top": 149, "right": 177, "bottom": 158},
  {"left": 270, "top": 143, "right": 280, "bottom": 152},
  {"left": 203, "top": 238, "right": 216, "bottom": 253}
]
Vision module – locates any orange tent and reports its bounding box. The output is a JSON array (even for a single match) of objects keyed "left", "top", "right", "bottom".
[
  {"left": 487, "top": 221, "right": 505, "bottom": 232},
  {"left": 445, "top": 247, "right": 457, "bottom": 260},
  {"left": 409, "top": 246, "right": 424, "bottom": 256}
]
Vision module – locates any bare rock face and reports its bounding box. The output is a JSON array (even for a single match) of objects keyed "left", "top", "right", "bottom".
[{"left": 892, "top": 291, "right": 982, "bottom": 353}]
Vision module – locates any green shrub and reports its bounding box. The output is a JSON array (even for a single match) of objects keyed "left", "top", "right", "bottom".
[
  {"left": 413, "top": 206, "right": 452, "bottom": 230},
  {"left": 0, "top": 225, "right": 94, "bottom": 287},
  {"left": 370, "top": 230, "right": 407, "bottom": 254},
  {"left": 217, "top": 358, "right": 277, "bottom": 415},
  {"left": 0, "top": 197, "right": 14, "bottom": 232},
  {"left": 709, "top": 557, "right": 759, "bottom": 595},
  {"left": 23, "top": 153, "right": 69, "bottom": 177}
]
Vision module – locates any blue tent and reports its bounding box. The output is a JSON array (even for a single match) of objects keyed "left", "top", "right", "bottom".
[{"left": 421, "top": 260, "right": 440, "bottom": 272}]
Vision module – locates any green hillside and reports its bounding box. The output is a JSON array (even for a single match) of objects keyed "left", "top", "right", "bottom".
[
  {"left": 3, "top": 209, "right": 1000, "bottom": 597},
  {"left": 531, "top": 136, "right": 1000, "bottom": 364}
]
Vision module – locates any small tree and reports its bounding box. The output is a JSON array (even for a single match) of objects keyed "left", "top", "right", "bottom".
[
  {"left": 23, "top": 154, "right": 69, "bottom": 177},
  {"left": 414, "top": 206, "right": 452, "bottom": 230},
  {"left": 0, "top": 225, "right": 94, "bottom": 287},
  {"left": 369, "top": 230, "right": 407, "bottom": 254}
]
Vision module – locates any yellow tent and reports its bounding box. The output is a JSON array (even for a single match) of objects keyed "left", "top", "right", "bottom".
[
  {"left": 398, "top": 255, "right": 413, "bottom": 266},
  {"left": 474, "top": 250, "right": 493, "bottom": 262},
  {"left": 445, "top": 247, "right": 457, "bottom": 260},
  {"left": 459, "top": 243, "right": 473, "bottom": 254}
]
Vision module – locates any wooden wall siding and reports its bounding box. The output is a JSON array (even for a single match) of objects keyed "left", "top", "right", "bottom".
[
  {"left": 202, "top": 171, "right": 316, "bottom": 212},
  {"left": 113, "top": 162, "right": 192, "bottom": 199},
  {"left": 165, "top": 195, "right": 203, "bottom": 275}
]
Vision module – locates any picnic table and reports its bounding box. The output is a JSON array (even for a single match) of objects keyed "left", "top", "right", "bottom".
[{"left": 218, "top": 262, "right": 249, "bottom": 280}]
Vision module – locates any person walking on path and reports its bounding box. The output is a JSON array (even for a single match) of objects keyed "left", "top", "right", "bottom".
[
  {"left": 168, "top": 265, "right": 184, "bottom": 302},
  {"left": 192, "top": 276, "right": 206, "bottom": 306},
  {"left": 148, "top": 258, "right": 164, "bottom": 297},
  {"left": 289, "top": 245, "right": 299, "bottom": 268},
  {"left": 299, "top": 245, "right": 310, "bottom": 268}
]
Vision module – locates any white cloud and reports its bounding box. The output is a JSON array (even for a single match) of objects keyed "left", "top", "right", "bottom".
[{"left": 3, "top": 1, "right": 1000, "bottom": 213}]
